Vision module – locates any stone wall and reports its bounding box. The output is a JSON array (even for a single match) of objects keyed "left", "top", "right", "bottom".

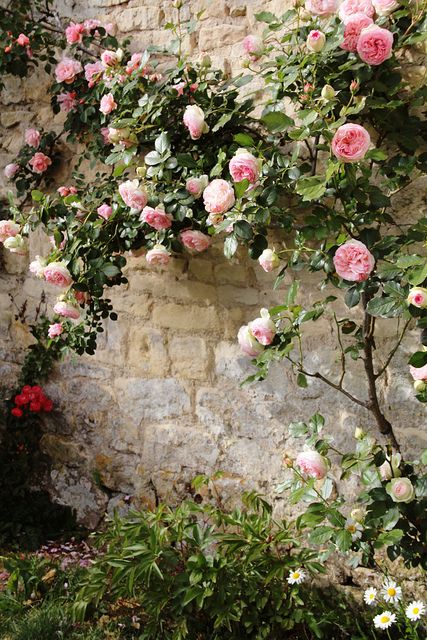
[{"left": 1, "top": 0, "right": 426, "bottom": 527}]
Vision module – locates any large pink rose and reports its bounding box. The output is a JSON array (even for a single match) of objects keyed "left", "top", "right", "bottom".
[
  {"left": 242, "top": 35, "right": 263, "bottom": 60},
  {"left": 181, "top": 230, "right": 211, "bottom": 252},
  {"left": 97, "top": 204, "right": 113, "bottom": 220},
  {"left": 408, "top": 288, "right": 427, "bottom": 309},
  {"left": 65, "top": 22, "right": 85, "bottom": 44},
  {"left": 183, "top": 105, "right": 209, "bottom": 140},
  {"left": 249, "top": 309, "right": 276, "bottom": 346},
  {"left": 57, "top": 91, "right": 77, "bottom": 113},
  {"left": 186, "top": 175, "right": 209, "bottom": 198},
  {"left": 99, "top": 93, "right": 117, "bottom": 115},
  {"left": 339, "top": 0, "right": 374, "bottom": 23},
  {"left": 203, "top": 179, "right": 235, "bottom": 214},
  {"left": 296, "top": 451, "right": 328, "bottom": 479},
  {"left": 55, "top": 58, "right": 83, "bottom": 84},
  {"left": 237, "top": 325, "right": 265, "bottom": 357},
  {"left": 84, "top": 61, "right": 104, "bottom": 87},
  {"left": 305, "top": 0, "right": 338, "bottom": 15},
  {"left": 386, "top": 478, "right": 415, "bottom": 503},
  {"left": 229, "top": 150, "right": 261, "bottom": 184},
  {"left": 25, "top": 128, "right": 41, "bottom": 148},
  {"left": 333, "top": 239, "right": 375, "bottom": 282},
  {"left": 0, "top": 220, "right": 20, "bottom": 243},
  {"left": 258, "top": 248, "right": 280, "bottom": 272},
  {"left": 409, "top": 363, "right": 427, "bottom": 381},
  {"left": 140, "top": 206, "right": 172, "bottom": 230},
  {"left": 146, "top": 244, "right": 170, "bottom": 266},
  {"left": 29, "top": 152, "right": 52, "bottom": 174},
  {"left": 4, "top": 163, "right": 19, "bottom": 179},
  {"left": 332, "top": 123, "right": 371, "bottom": 162},
  {"left": 118, "top": 180, "right": 147, "bottom": 211},
  {"left": 357, "top": 25, "right": 394, "bottom": 66},
  {"left": 53, "top": 300, "right": 80, "bottom": 320},
  {"left": 43, "top": 261, "right": 73, "bottom": 288},
  {"left": 340, "top": 13, "right": 373, "bottom": 52},
  {"left": 372, "top": 0, "right": 399, "bottom": 15}
]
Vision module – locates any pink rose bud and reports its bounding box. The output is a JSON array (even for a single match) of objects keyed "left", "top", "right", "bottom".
[
  {"left": 183, "top": 105, "right": 209, "bottom": 140},
  {"left": 408, "top": 287, "right": 427, "bottom": 309},
  {"left": 248, "top": 308, "right": 276, "bottom": 346},
  {"left": 357, "top": 25, "right": 394, "bottom": 66},
  {"left": 386, "top": 477, "right": 415, "bottom": 503},
  {"left": 99, "top": 92, "right": 117, "bottom": 115},
  {"left": 258, "top": 248, "right": 280, "bottom": 272},
  {"left": 350, "top": 79, "right": 360, "bottom": 92},
  {"left": 97, "top": 204, "right": 113, "bottom": 220},
  {"left": 65, "top": 22, "right": 85, "bottom": 44},
  {"left": 140, "top": 206, "right": 172, "bottom": 231},
  {"left": 242, "top": 35, "right": 263, "bottom": 60},
  {"left": 378, "top": 453, "right": 401, "bottom": 481},
  {"left": 372, "top": 0, "right": 400, "bottom": 15},
  {"left": 3, "top": 234, "right": 28, "bottom": 255},
  {"left": 203, "top": 179, "right": 235, "bottom": 215},
  {"left": 332, "top": 123, "right": 371, "bottom": 162},
  {"left": 229, "top": 149, "right": 261, "bottom": 184},
  {"left": 4, "top": 163, "right": 19, "bottom": 179},
  {"left": 237, "top": 325, "right": 265, "bottom": 357},
  {"left": 186, "top": 175, "right": 209, "bottom": 198},
  {"left": 339, "top": 0, "right": 374, "bottom": 23},
  {"left": 180, "top": 230, "right": 211, "bottom": 253},
  {"left": 16, "top": 34, "right": 30, "bottom": 46},
  {"left": 340, "top": 13, "right": 374, "bottom": 52},
  {"left": 48, "top": 322, "right": 64, "bottom": 338},
  {"left": 57, "top": 91, "right": 77, "bottom": 113},
  {"left": 55, "top": 58, "right": 83, "bottom": 84},
  {"left": 53, "top": 300, "right": 80, "bottom": 320},
  {"left": 24, "top": 128, "right": 41, "bottom": 148},
  {"left": 0, "top": 219, "right": 20, "bottom": 243},
  {"left": 118, "top": 179, "right": 148, "bottom": 212},
  {"left": 29, "top": 255, "right": 47, "bottom": 278},
  {"left": 146, "top": 244, "right": 171, "bottom": 266},
  {"left": 305, "top": 0, "right": 338, "bottom": 15},
  {"left": 409, "top": 363, "right": 427, "bottom": 381},
  {"left": 306, "top": 30, "right": 326, "bottom": 53},
  {"left": 57, "top": 186, "right": 77, "bottom": 197},
  {"left": 333, "top": 239, "right": 375, "bottom": 282},
  {"left": 43, "top": 261, "right": 73, "bottom": 288},
  {"left": 296, "top": 450, "right": 328, "bottom": 479},
  {"left": 29, "top": 152, "right": 52, "bottom": 174}
]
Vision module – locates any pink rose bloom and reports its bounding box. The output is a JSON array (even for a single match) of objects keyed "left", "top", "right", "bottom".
[
  {"left": 333, "top": 239, "right": 375, "bottom": 282},
  {"left": 84, "top": 61, "right": 104, "bottom": 87},
  {"left": 387, "top": 478, "right": 415, "bottom": 503},
  {"left": 229, "top": 149, "right": 261, "bottom": 184},
  {"left": 44, "top": 261, "right": 73, "bottom": 288},
  {"left": 25, "top": 128, "right": 41, "bottom": 148},
  {"left": 57, "top": 91, "right": 77, "bottom": 113},
  {"left": 186, "top": 175, "right": 209, "bottom": 198},
  {"left": 99, "top": 93, "right": 117, "bottom": 115},
  {"left": 332, "top": 123, "right": 371, "bottom": 162},
  {"left": 340, "top": 13, "right": 374, "bottom": 52},
  {"left": 16, "top": 34, "right": 30, "bottom": 46},
  {"left": 83, "top": 19, "right": 101, "bottom": 33},
  {"left": 237, "top": 325, "right": 265, "bottom": 357},
  {"left": 100, "top": 127, "right": 111, "bottom": 144},
  {"left": 146, "top": 244, "right": 171, "bottom": 266},
  {"left": 203, "top": 179, "right": 235, "bottom": 214},
  {"left": 53, "top": 300, "right": 80, "bottom": 320},
  {"left": 101, "top": 50, "right": 120, "bottom": 67},
  {"left": 296, "top": 451, "right": 328, "bottom": 479},
  {"left": 48, "top": 322, "right": 63, "bottom": 338},
  {"left": 29, "top": 255, "right": 46, "bottom": 278},
  {"left": 242, "top": 35, "right": 263, "bottom": 60},
  {"left": 183, "top": 105, "right": 209, "bottom": 140},
  {"left": 97, "top": 203, "right": 113, "bottom": 220},
  {"left": 29, "top": 152, "right": 52, "bottom": 174},
  {"left": 65, "top": 22, "right": 85, "bottom": 44},
  {"left": 305, "top": 0, "right": 338, "bottom": 15},
  {"left": 258, "top": 248, "right": 280, "bottom": 272},
  {"left": 119, "top": 179, "right": 148, "bottom": 211},
  {"left": 408, "top": 287, "right": 427, "bottom": 309},
  {"left": 126, "top": 52, "right": 143, "bottom": 75},
  {"left": 0, "top": 220, "right": 20, "bottom": 243},
  {"left": 372, "top": 0, "right": 399, "bottom": 15},
  {"left": 57, "top": 186, "right": 77, "bottom": 197},
  {"left": 357, "top": 25, "right": 394, "bottom": 65},
  {"left": 181, "top": 230, "right": 211, "bottom": 253},
  {"left": 55, "top": 58, "right": 83, "bottom": 84},
  {"left": 4, "top": 163, "right": 19, "bottom": 179},
  {"left": 339, "top": 0, "right": 374, "bottom": 23},
  {"left": 409, "top": 363, "right": 427, "bottom": 381},
  {"left": 307, "top": 30, "right": 326, "bottom": 53},
  {"left": 140, "top": 206, "right": 172, "bottom": 231},
  {"left": 249, "top": 309, "right": 276, "bottom": 346}
]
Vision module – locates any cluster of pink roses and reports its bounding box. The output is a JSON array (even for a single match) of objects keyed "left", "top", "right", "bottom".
[
  {"left": 3, "top": 128, "right": 53, "bottom": 180},
  {"left": 65, "top": 19, "right": 113, "bottom": 45},
  {"left": 238, "top": 308, "right": 276, "bottom": 357}
]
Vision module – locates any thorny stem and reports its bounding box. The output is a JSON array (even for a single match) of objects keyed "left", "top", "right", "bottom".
[
  {"left": 375, "top": 318, "right": 412, "bottom": 380},
  {"left": 333, "top": 312, "right": 346, "bottom": 387}
]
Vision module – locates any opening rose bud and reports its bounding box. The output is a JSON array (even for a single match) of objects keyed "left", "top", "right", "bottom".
[
  {"left": 307, "top": 30, "right": 326, "bottom": 53},
  {"left": 414, "top": 380, "right": 427, "bottom": 392},
  {"left": 183, "top": 105, "right": 209, "bottom": 140},
  {"left": 321, "top": 84, "right": 335, "bottom": 100},
  {"left": 258, "top": 248, "right": 280, "bottom": 272},
  {"left": 295, "top": 450, "right": 328, "bottom": 479},
  {"left": 53, "top": 300, "right": 80, "bottom": 319},
  {"left": 242, "top": 35, "right": 263, "bottom": 60},
  {"left": 146, "top": 244, "right": 171, "bottom": 266},
  {"left": 237, "top": 325, "right": 265, "bottom": 357},
  {"left": 407, "top": 287, "right": 427, "bottom": 309},
  {"left": 386, "top": 477, "right": 415, "bottom": 503},
  {"left": 4, "top": 234, "right": 28, "bottom": 254},
  {"left": 248, "top": 308, "right": 276, "bottom": 346},
  {"left": 4, "top": 163, "right": 20, "bottom": 179}
]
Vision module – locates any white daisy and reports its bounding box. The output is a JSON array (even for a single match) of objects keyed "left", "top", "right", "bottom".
[
  {"left": 374, "top": 611, "right": 396, "bottom": 630},
  {"left": 382, "top": 579, "right": 402, "bottom": 603},
  {"left": 287, "top": 568, "right": 306, "bottom": 585},
  {"left": 364, "top": 587, "right": 377, "bottom": 606},
  {"left": 406, "top": 600, "right": 426, "bottom": 621},
  {"left": 345, "top": 518, "right": 363, "bottom": 541}
]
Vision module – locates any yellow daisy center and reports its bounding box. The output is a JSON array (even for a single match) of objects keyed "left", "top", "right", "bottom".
[
  {"left": 369, "top": 594, "right": 374, "bottom": 600},
  {"left": 380, "top": 615, "right": 390, "bottom": 624},
  {"left": 293, "top": 572, "right": 300, "bottom": 579},
  {"left": 413, "top": 607, "right": 419, "bottom": 614},
  {"left": 347, "top": 525, "right": 356, "bottom": 533},
  {"left": 387, "top": 587, "right": 396, "bottom": 596}
]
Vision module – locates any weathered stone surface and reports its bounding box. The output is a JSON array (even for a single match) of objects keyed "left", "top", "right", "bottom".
[{"left": 115, "top": 377, "right": 191, "bottom": 424}]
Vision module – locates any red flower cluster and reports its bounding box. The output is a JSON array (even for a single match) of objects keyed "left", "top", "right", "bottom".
[{"left": 11, "top": 385, "right": 53, "bottom": 418}]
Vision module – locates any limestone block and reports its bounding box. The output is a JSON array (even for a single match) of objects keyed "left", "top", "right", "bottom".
[
  {"left": 40, "top": 434, "right": 86, "bottom": 467},
  {"left": 169, "top": 336, "right": 209, "bottom": 380},
  {"left": 115, "top": 377, "right": 191, "bottom": 424},
  {"left": 116, "top": 6, "right": 162, "bottom": 32},
  {"left": 199, "top": 24, "right": 247, "bottom": 51},
  {"left": 50, "top": 468, "right": 108, "bottom": 529},
  {"left": 214, "top": 262, "right": 248, "bottom": 285},
  {"left": 218, "top": 284, "right": 260, "bottom": 306},
  {"left": 127, "top": 326, "right": 169, "bottom": 375},
  {"left": 188, "top": 258, "right": 214, "bottom": 282},
  {"left": 152, "top": 303, "right": 219, "bottom": 331}
]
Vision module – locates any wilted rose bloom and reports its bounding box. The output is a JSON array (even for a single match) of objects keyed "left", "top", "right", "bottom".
[
  {"left": 372, "top": 0, "right": 399, "bottom": 15},
  {"left": 57, "top": 185, "right": 77, "bottom": 197},
  {"left": 55, "top": 58, "right": 83, "bottom": 83},
  {"left": 333, "top": 239, "right": 375, "bottom": 281},
  {"left": 0, "top": 219, "right": 20, "bottom": 243},
  {"left": 43, "top": 261, "right": 73, "bottom": 288},
  {"left": 183, "top": 105, "right": 209, "bottom": 140},
  {"left": 126, "top": 52, "right": 143, "bottom": 75},
  {"left": 181, "top": 230, "right": 211, "bottom": 252},
  {"left": 65, "top": 22, "right": 85, "bottom": 44},
  {"left": 203, "top": 179, "right": 235, "bottom": 214},
  {"left": 29, "top": 152, "right": 52, "bottom": 174},
  {"left": 332, "top": 123, "right": 371, "bottom": 162},
  {"left": 386, "top": 477, "right": 415, "bottom": 503},
  {"left": 249, "top": 309, "right": 276, "bottom": 345},
  {"left": 97, "top": 203, "right": 113, "bottom": 220},
  {"left": 25, "top": 128, "right": 41, "bottom": 148},
  {"left": 83, "top": 19, "right": 101, "bottom": 33},
  {"left": 53, "top": 300, "right": 80, "bottom": 319},
  {"left": 409, "top": 363, "right": 427, "bottom": 381},
  {"left": 84, "top": 61, "right": 104, "bottom": 87},
  {"left": 186, "top": 175, "right": 209, "bottom": 198},
  {"left": 296, "top": 451, "right": 328, "bottom": 479},
  {"left": 119, "top": 179, "right": 147, "bottom": 211},
  {"left": 340, "top": 13, "right": 373, "bottom": 52},
  {"left": 99, "top": 93, "right": 117, "bottom": 115},
  {"left": 229, "top": 149, "right": 261, "bottom": 184},
  {"left": 258, "top": 248, "right": 280, "bottom": 272},
  {"left": 140, "top": 206, "right": 172, "bottom": 231},
  {"left": 408, "top": 287, "right": 427, "bottom": 308},
  {"left": 108, "top": 127, "right": 131, "bottom": 144},
  {"left": 4, "top": 163, "right": 19, "bottom": 179},
  {"left": 57, "top": 91, "right": 77, "bottom": 113},
  {"left": 29, "top": 255, "right": 46, "bottom": 278},
  {"left": 305, "top": 0, "right": 338, "bottom": 15},
  {"left": 237, "top": 325, "right": 265, "bottom": 357},
  {"left": 100, "top": 127, "right": 111, "bottom": 144},
  {"left": 3, "top": 234, "right": 28, "bottom": 255},
  {"left": 101, "top": 49, "right": 121, "bottom": 67},
  {"left": 379, "top": 453, "right": 401, "bottom": 481},
  {"left": 206, "top": 212, "right": 224, "bottom": 227},
  {"left": 307, "top": 30, "right": 326, "bottom": 52},
  {"left": 146, "top": 244, "right": 170, "bottom": 266},
  {"left": 339, "top": 0, "right": 374, "bottom": 23},
  {"left": 242, "top": 35, "right": 263, "bottom": 59},
  {"left": 16, "top": 33, "right": 30, "bottom": 46},
  {"left": 357, "top": 25, "right": 394, "bottom": 66},
  {"left": 48, "top": 322, "right": 63, "bottom": 338}
]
